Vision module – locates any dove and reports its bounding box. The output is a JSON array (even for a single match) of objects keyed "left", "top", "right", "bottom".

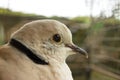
[{"left": 0, "top": 19, "right": 88, "bottom": 80}]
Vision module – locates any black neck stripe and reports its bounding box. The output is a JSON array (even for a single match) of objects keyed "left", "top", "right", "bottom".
[{"left": 10, "top": 39, "right": 48, "bottom": 65}]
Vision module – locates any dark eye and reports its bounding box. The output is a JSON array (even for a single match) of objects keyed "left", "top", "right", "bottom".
[{"left": 53, "top": 34, "right": 61, "bottom": 42}]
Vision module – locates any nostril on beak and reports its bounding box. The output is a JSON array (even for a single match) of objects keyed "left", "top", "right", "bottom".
[{"left": 66, "top": 44, "right": 88, "bottom": 58}]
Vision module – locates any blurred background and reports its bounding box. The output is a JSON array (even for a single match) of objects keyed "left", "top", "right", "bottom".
[{"left": 0, "top": 0, "right": 120, "bottom": 80}]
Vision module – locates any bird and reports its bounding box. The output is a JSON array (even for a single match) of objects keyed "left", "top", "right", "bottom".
[{"left": 0, "top": 19, "right": 88, "bottom": 80}]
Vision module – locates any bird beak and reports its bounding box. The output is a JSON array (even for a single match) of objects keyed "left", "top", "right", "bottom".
[{"left": 66, "top": 44, "right": 88, "bottom": 58}]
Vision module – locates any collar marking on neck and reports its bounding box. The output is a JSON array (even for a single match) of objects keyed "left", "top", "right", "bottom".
[{"left": 10, "top": 39, "right": 49, "bottom": 65}]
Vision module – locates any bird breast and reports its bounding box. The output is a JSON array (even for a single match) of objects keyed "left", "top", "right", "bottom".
[{"left": 50, "top": 62, "right": 73, "bottom": 80}]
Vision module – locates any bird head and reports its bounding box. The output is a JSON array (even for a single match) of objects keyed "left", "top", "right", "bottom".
[{"left": 10, "top": 20, "right": 88, "bottom": 64}]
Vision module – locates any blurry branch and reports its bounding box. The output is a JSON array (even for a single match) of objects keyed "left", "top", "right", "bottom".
[
  {"left": 112, "top": 1, "right": 120, "bottom": 19},
  {"left": 92, "top": 65, "right": 120, "bottom": 80},
  {"left": 102, "top": 37, "right": 120, "bottom": 41},
  {"left": 99, "top": 25, "right": 120, "bottom": 31},
  {"left": 102, "top": 46, "right": 120, "bottom": 51}
]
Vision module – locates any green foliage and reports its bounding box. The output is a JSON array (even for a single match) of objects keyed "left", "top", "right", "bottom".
[
  {"left": 73, "top": 29, "right": 87, "bottom": 46},
  {"left": 71, "top": 16, "right": 90, "bottom": 23},
  {"left": 0, "top": 24, "right": 4, "bottom": 45},
  {"left": 103, "top": 18, "right": 120, "bottom": 27},
  {"left": 90, "top": 22, "right": 104, "bottom": 32},
  {"left": 50, "top": 16, "right": 69, "bottom": 20},
  {"left": 0, "top": 8, "right": 37, "bottom": 17}
]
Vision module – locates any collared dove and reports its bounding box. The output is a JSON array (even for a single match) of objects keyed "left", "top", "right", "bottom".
[{"left": 0, "top": 19, "right": 88, "bottom": 80}]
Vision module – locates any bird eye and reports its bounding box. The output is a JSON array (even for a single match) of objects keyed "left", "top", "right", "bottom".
[{"left": 53, "top": 34, "right": 61, "bottom": 42}]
